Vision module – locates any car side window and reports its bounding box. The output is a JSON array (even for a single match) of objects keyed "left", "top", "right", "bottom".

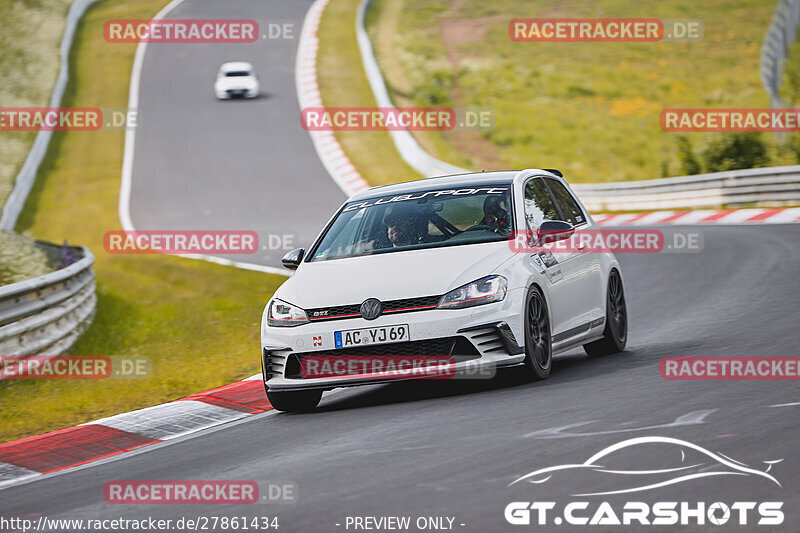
[
  {"left": 524, "top": 178, "right": 560, "bottom": 228},
  {"left": 544, "top": 178, "right": 585, "bottom": 226}
]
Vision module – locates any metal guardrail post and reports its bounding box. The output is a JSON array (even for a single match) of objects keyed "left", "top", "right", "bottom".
[{"left": 761, "top": 0, "right": 800, "bottom": 108}]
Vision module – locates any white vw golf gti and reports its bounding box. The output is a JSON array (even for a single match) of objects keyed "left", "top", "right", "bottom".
[
  {"left": 214, "top": 61, "right": 259, "bottom": 99},
  {"left": 261, "top": 170, "right": 627, "bottom": 411}
]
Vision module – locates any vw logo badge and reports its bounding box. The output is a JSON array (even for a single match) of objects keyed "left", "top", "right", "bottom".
[{"left": 360, "top": 298, "right": 383, "bottom": 320}]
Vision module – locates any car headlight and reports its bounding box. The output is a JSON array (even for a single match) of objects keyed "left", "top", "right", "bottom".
[
  {"left": 267, "top": 299, "right": 309, "bottom": 327},
  {"left": 437, "top": 275, "right": 507, "bottom": 309}
]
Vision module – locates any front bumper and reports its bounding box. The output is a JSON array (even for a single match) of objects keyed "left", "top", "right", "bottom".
[
  {"left": 262, "top": 289, "right": 525, "bottom": 391},
  {"left": 216, "top": 88, "right": 257, "bottom": 99}
]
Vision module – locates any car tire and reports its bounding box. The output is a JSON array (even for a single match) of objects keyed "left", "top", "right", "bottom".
[
  {"left": 583, "top": 269, "right": 627, "bottom": 357},
  {"left": 266, "top": 389, "right": 322, "bottom": 412},
  {"left": 522, "top": 285, "right": 552, "bottom": 381}
]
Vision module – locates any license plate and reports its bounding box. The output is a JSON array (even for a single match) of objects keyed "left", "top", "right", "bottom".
[{"left": 334, "top": 324, "right": 409, "bottom": 349}]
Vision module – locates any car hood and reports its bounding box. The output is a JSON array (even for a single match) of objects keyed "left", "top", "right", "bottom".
[
  {"left": 215, "top": 76, "right": 257, "bottom": 90},
  {"left": 275, "top": 241, "right": 516, "bottom": 308}
]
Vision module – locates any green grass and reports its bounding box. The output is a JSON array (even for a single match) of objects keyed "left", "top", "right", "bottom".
[
  {"left": 365, "top": 0, "right": 795, "bottom": 182},
  {"left": 0, "top": 0, "right": 286, "bottom": 443},
  {"left": 0, "top": 231, "right": 53, "bottom": 285},
  {"left": 317, "top": 0, "right": 422, "bottom": 186},
  {"left": 0, "top": 0, "right": 72, "bottom": 208}
]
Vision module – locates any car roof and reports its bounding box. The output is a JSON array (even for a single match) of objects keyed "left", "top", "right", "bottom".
[
  {"left": 349, "top": 171, "right": 515, "bottom": 201},
  {"left": 220, "top": 61, "right": 253, "bottom": 72},
  {"left": 348, "top": 170, "right": 562, "bottom": 201}
]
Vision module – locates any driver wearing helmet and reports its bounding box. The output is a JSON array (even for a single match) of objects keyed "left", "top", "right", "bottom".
[
  {"left": 480, "top": 195, "right": 510, "bottom": 235},
  {"left": 385, "top": 213, "right": 417, "bottom": 247}
]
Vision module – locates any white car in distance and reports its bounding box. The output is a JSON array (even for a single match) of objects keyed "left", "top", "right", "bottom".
[{"left": 214, "top": 61, "right": 259, "bottom": 99}]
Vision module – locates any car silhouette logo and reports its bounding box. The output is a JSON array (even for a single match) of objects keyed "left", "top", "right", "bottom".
[
  {"left": 509, "top": 436, "right": 783, "bottom": 497},
  {"left": 360, "top": 298, "right": 383, "bottom": 320}
]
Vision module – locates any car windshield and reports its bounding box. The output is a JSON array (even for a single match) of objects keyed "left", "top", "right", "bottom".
[
  {"left": 310, "top": 185, "right": 513, "bottom": 262},
  {"left": 224, "top": 70, "right": 251, "bottom": 77}
]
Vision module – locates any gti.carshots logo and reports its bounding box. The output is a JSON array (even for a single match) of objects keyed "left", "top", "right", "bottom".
[{"left": 505, "top": 437, "right": 784, "bottom": 526}]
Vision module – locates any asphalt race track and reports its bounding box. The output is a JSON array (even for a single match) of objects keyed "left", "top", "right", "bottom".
[
  {"left": 2, "top": 0, "right": 799, "bottom": 531},
  {"left": 128, "top": 0, "right": 345, "bottom": 267},
  {"left": 1, "top": 225, "right": 798, "bottom": 531}
]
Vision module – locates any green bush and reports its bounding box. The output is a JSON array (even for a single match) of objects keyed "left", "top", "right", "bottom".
[
  {"left": 673, "top": 133, "right": 771, "bottom": 175},
  {"left": 675, "top": 136, "right": 702, "bottom": 176},
  {"left": 702, "top": 132, "right": 770, "bottom": 172}
]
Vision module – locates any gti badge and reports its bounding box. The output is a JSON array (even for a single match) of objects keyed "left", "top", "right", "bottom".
[{"left": 360, "top": 298, "right": 383, "bottom": 320}]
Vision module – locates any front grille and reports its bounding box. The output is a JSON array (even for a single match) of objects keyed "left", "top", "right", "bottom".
[
  {"left": 263, "top": 347, "right": 291, "bottom": 380},
  {"left": 284, "top": 336, "right": 480, "bottom": 379},
  {"left": 307, "top": 336, "right": 468, "bottom": 357},
  {"left": 459, "top": 326, "right": 513, "bottom": 356},
  {"left": 307, "top": 295, "right": 441, "bottom": 322},
  {"left": 457, "top": 322, "right": 524, "bottom": 356},
  {"left": 382, "top": 295, "right": 440, "bottom": 312}
]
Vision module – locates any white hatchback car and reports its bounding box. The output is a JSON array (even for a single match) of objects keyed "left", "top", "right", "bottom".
[
  {"left": 261, "top": 170, "right": 627, "bottom": 411},
  {"left": 214, "top": 61, "right": 259, "bottom": 99}
]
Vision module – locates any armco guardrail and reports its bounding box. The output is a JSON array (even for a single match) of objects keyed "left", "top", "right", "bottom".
[
  {"left": 573, "top": 165, "right": 800, "bottom": 212},
  {"left": 761, "top": 0, "right": 800, "bottom": 108},
  {"left": 357, "top": 0, "right": 800, "bottom": 210},
  {"left": 0, "top": 0, "right": 103, "bottom": 232},
  {"left": 356, "top": 0, "right": 465, "bottom": 178},
  {"left": 0, "top": 243, "right": 96, "bottom": 356}
]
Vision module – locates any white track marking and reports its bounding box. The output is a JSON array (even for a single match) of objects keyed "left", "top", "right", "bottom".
[
  {"left": 88, "top": 400, "right": 251, "bottom": 441},
  {"left": 118, "top": 0, "right": 289, "bottom": 277},
  {"left": 523, "top": 409, "right": 717, "bottom": 439},
  {"left": 295, "top": 0, "right": 370, "bottom": 196}
]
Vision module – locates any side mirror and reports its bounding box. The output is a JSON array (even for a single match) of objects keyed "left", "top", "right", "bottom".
[
  {"left": 281, "top": 248, "right": 304, "bottom": 270},
  {"left": 537, "top": 220, "right": 574, "bottom": 245}
]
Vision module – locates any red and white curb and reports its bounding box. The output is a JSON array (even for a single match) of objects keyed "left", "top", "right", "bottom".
[
  {"left": 2, "top": 206, "right": 796, "bottom": 488},
  {"left": 593, "top": 207, "right": 800, "bottom": 226},
  {"left": 0, "top": 0, "right": 366, "bottom": 493},
  {"left": 296, "top": 0, "right": 370, "bottom": 197},
  {"left": 0, "top": 374, "right": 269, "bottom": 488}
]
